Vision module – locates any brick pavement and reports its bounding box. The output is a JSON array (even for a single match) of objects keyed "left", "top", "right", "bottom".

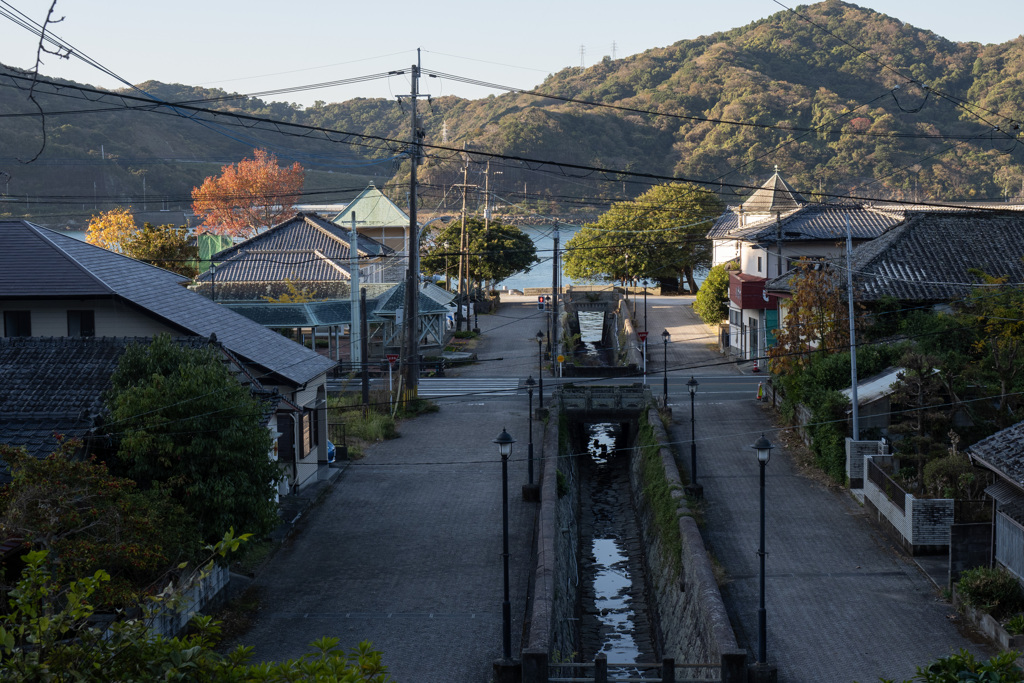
[
  {"left": 644, "top": 296, "right": 992, "bottom": 682},
  {"left": 227, "top": 300, "right": 543, "bottom": 682}
]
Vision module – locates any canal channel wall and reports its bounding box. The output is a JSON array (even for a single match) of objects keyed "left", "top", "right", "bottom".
[
  {"left": 631, "top": 408, "right": 741, "bottom": 665},
  {"left": 523, "top": 404, "right": 742, "bottom": 680}
]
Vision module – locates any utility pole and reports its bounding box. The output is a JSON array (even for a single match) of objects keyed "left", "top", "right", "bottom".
[
  {"left": 846, "top": 215, "right": 860, "bottom": 440},
  {"left": 551, "top": 222, "right": 560, "bottom": 377},
  {"left": 350, "top": 213, "right": 361, "bottom": 372},
  {"left": 398, "top": 50, "right": 429, "bottom": 396},
  {"left": 453, "top": 157, "right": 476, "bottom": 332}
]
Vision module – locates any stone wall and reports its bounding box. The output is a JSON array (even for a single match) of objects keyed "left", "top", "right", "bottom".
[
  {"left": 630, "top": 408, "right": 739, "bottom": 665},
  {"left": 525, "top": 414, "right": 581, "bottom": 664}
]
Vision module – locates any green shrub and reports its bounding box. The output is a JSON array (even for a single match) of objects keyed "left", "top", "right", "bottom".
[
  {"left": 1005, "top": 613, "right": 1024, "bottom": 636},
  {"left": 956, "top": 567, "right": 1024, "bottom": 619},
  {"left": 693, "top": 260, "right": 736, "bottom": 325},
  {"left": 879, "top": 648, "right": 1024, "bottom": 682},
  {"left": 637, "top": 416, "right": 682, "bottom": 578},
  {"left": 453, "top": 330, "right": 478, "bottom": 339},
  {"left": 808, "top": 390, "right": 850, "bottom": 484}
]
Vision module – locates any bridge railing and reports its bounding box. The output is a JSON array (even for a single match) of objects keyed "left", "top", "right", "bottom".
[{"left": 525, "top": 652, "right": 747, "bottom": 683}]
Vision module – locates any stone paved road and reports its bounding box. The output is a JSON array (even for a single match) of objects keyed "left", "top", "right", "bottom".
[
  {"left": 646, "top": 296, "right": 992, "bottom": 683},
  {"left": 231, "top": 295, "right": 991, "bottom": 682},
  {"left": 228, "top": 300, "right": 544, "bottom": 682}
]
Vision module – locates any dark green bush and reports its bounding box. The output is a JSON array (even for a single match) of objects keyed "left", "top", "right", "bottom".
[{"left": 956, "top": 567, "right": 1024, "bottom": 619}]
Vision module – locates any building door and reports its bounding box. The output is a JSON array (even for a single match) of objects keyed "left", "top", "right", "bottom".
[{"left": 748, "top": 317, "right": 758, "bottom": 361}]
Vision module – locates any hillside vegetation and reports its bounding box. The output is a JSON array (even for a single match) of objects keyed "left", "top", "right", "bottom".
[{"left": 2, "top": 0, "right": 1023, "bottom": 229}]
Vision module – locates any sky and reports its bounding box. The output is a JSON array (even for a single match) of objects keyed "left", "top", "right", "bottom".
[{"left": 1, "top": 1, "right": 1023, "bottom": 109}]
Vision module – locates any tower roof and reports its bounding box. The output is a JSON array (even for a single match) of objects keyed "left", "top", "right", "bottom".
[{"left": 741, "top": 168, "right": 806, "bottom": 215}]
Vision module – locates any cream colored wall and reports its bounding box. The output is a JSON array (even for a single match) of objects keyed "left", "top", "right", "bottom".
[{"left": 0, "top": 299, "right": 178, "bottom": 338}]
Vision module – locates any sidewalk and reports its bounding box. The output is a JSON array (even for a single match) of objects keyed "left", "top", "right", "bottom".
[{"left": 642, "top": 297, "right": 992, "bottom": 682}]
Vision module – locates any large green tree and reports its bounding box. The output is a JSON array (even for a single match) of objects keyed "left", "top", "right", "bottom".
[
  {"left": 103, "top": 335, "right": 281, "bottom": 543},
  {"left": 421, "top": 217, "right": 538, "bottom": 289},
  {"left": 123, "top": 223, "right": 200, "bottom": 278},
  {"left": 693, "top": 259, "right": 737, "bottom": 325},
  {"left": 0, "top": 441, "right": 199, "bottom": 607},
  {"left": 562, "top": 183, "right": 722, "bottom": 292}
]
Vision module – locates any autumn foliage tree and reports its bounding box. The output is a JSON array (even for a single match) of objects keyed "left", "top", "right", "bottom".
[
  {"left": 85, "top": 206, "right": 137, "bottom": 253},
  {"left": 85, "top": 209, "right": 198, "bottom": 278},
  {"left": 191, "top": 148, "right": 304, "bottom": 238},
  {"left": 768, "top": 259, "right": 852, "bottom": 375}
]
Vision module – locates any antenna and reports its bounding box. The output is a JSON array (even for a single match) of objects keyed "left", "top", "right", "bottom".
[
  {"left": 579, "top": 44, "right": 586, "bottom": 68},
  {"left": 611, "top": 41, "right": 617, "bottom": 60}
]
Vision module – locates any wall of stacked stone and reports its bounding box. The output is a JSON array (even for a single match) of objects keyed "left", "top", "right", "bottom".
[
  {"left": 525, "top": 414, "right": 581, "bottom": 663},
  {"left": 630, "top": 408, "right": 739, "bottom": 663}
]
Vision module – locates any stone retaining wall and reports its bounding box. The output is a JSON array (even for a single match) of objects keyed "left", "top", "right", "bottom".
[{"left": 630, "top": 408, "right": 739, "bottom": 663}]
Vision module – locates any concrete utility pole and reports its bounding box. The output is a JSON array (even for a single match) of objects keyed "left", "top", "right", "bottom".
[
  {"left": 551, "top": 222, "right": 560, "bottom": 377},
  {"left": 398, "top": 50, "right": 429, "bottom": 396},
  {"left": 846, "top": 215, "right": 860, "bottom": 440},
  {"left": 350, "top": 213, "right": 361, "bottom": 371},
  {"left": 457, "top": 162, "right": 469, "bottom": 332}
]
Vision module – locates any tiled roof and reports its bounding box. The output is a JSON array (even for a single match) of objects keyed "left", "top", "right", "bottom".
[
  {"left": 0, "top": 337, "right": 209, "bottom": 470},
  {"left": 190, "top": 281, "right": 395, "bottom": 303},
  {"left": 740, "top": 171, "right": 806, "bottom": 215},
  {"left": 969, "top": 420, "right": 1024, "bottom": 490},
  {"left": 332, "top": 185, "right": 410, "bottom": 228},
  {"left": 849, "top": 211, "right": 1024, "bottom": 301},
  {"left": 711, "top": 204, "right": 904, "bottom": 243},
  {"left": 197, "top": 213, "right": 392, "bottom": 285},
  {"left": 373, "top": 282, "right": 450, "bottom": 315},
  {"left": 224, "top": 300, "right": 386, "bottom": 327},
  {"left": 210, "top": 212, "right": 392, "bottom": 262},
  {"left": 0, "top": 221, "right": 335, "bottom": 386}
]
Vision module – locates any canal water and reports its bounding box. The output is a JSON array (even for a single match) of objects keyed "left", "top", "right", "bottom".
[{"left": 579, "top": 423, "right": 656, "bottom": 675}]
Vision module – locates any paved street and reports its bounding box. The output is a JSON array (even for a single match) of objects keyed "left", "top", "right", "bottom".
[{"left": 231, "top": 293, "right": 992, "bottom": 682}]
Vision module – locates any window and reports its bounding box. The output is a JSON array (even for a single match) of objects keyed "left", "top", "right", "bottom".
[
  {"left": 300, "top": 408, "right": 320, "bottom": 457},
  {"left": 757, "top": 256, "right": 763, "bottom": 273},
  {"left": 67, "top": 310, "right": 95, "bottom": 337},
  {"left": 3, "top": 311, "right": 30, "bottom": 337}
]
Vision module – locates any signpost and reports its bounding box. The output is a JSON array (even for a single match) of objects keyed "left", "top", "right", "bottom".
[
  {"left": 556, "top": 354, "right": 564, "bottom": 378},
  {"left": 637, "top": 331, "right": 649, "bottom": 384},
  {"left": 386, "top": 353, "right": 399, "bottom": 406}
]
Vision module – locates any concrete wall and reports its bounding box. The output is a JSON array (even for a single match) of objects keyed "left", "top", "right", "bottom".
[
  {"left": 863, "top": 455, "right": 953, "bottom": 554},
  {"left": 630, "top": 408, "right": 739, "bottom": 664},
  {"left": 846, "top": 438, "right": 883, "bottom": 490}
]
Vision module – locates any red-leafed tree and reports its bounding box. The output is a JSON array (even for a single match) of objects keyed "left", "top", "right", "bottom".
[{"left": 191, "top": 148, "right": 304, "bottom": 238}]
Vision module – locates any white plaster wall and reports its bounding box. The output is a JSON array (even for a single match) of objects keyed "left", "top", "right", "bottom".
[{"left": 1, "top": 299, "right": 178, "bottom": 338}]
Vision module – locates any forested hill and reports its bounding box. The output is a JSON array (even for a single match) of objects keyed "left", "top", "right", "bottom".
[{"left": 2, "top": 0, "right": 1024, "bottom": 229}]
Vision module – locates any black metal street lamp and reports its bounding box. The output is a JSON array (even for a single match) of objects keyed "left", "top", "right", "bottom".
[
  {"left": 643, "top": 279, "right": 648, "bottom": 333},
  {"left": 685, "top": 376, "right": 702, "bottom": 498},
  {"left": 752, "top": 434, "right": 774, "bottom": 670},
  {"left": 661, "top": 329, "right": 670, "bottom": 405},
  {"left": 494, "top": 428, "right": 516, "bottom": 662},
  {"left": 535, "top": 331, "right": 545, "bottom": 409},
  {"left": 525, "top": 376, "right": 536, "bottom": 486}
]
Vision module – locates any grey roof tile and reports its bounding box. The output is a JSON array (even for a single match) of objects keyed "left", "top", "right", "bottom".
[
  {"left": 1, "top": 221, "right": 335, "bottom": 386},
  {"left": 969, "top": 420, "right": 1024, "bottom": 489}
]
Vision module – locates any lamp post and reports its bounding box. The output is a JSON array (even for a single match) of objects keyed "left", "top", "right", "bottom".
[
  {"left": 643, "top": 280, "right": 648, "bottom": 333},
  {"left": 525, "top": 376, "right": 536, "bottom": 486},
  {"left": 752, "top": 433, "right": 774, "bottom": 672},
  {"left": 661, "top": 329, "right": 670, "bottom": 406},
  {"left": 535, "top": 331, "right": 545, "bottom": 410},
  {"left": 685, "top": 376, "right": 702, "bottom": 498},
  {"left": 493, "top": 428, "right": 516, "bottom": 662}
]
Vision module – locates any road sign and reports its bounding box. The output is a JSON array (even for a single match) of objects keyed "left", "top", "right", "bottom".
[
  {"left": 637, "top": 331, "right": 649, "bottom": 342},
  {"left": 386, "top": 354, "right": 399, "bottom": 365},
  {"left": 557, "top": 355, "right": 565, "bottom": 363}
]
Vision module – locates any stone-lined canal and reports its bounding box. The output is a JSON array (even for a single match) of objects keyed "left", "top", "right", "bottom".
[{"left": 578, "top": 422, "right": 656, "bottom": 673}]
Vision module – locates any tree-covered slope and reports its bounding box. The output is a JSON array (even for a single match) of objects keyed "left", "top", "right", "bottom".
[{"left": 3, "top": 0, "right": 1024, "bottom": 229}]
